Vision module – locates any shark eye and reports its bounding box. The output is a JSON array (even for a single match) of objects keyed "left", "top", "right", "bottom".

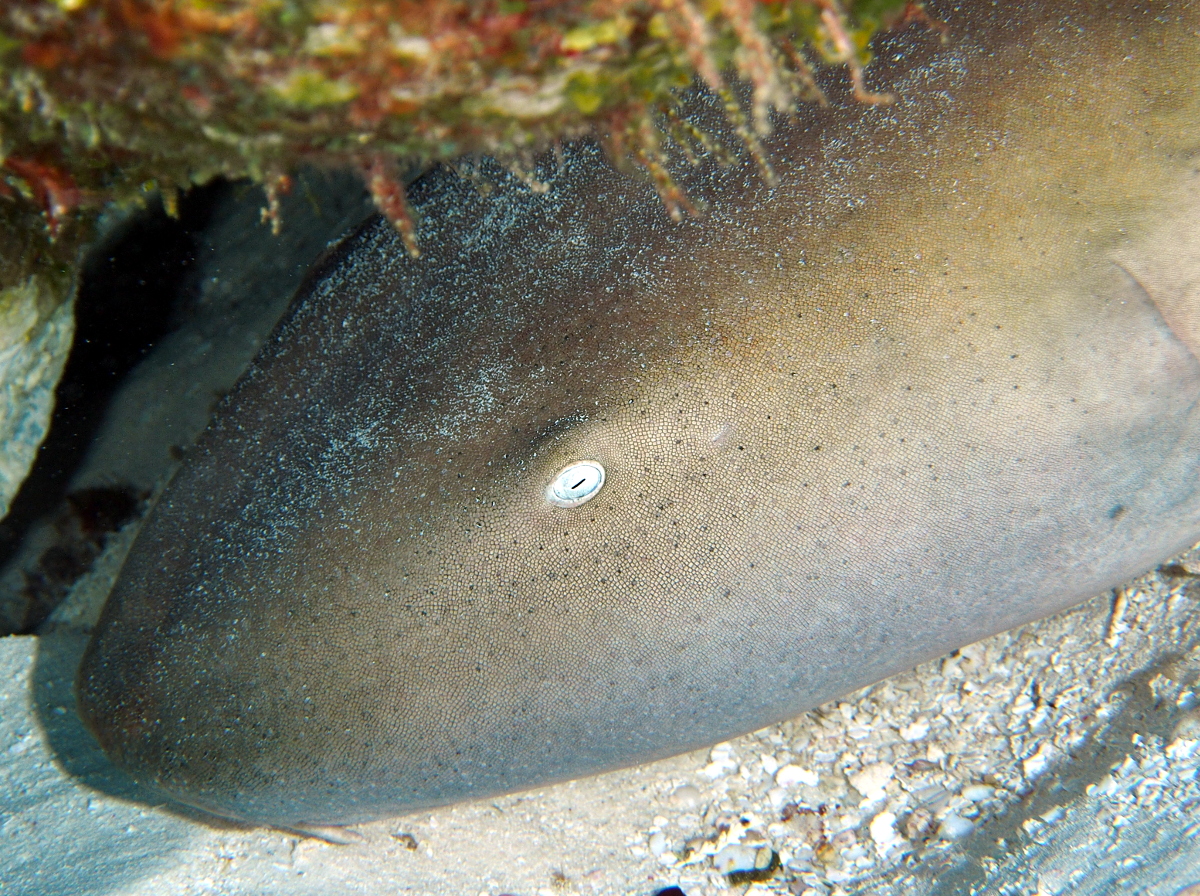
[{"left": 546, "top": 461, "right": 605, "bottom": 508}]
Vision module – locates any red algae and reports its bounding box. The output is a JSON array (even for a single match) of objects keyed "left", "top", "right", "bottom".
[{"left": 0, "top": 0, "right": 918, "bottom": 293}]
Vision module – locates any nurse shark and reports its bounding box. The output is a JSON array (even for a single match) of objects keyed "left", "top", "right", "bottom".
[{"left": 77, "top": 0, "right": 1200, "bottom": 832}]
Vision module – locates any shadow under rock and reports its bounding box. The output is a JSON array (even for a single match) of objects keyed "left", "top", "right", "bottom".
[{"left": 0, "top": 186, "right": 226, "bottom": 590}]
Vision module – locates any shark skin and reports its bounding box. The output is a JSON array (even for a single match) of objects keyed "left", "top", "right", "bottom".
[{"left": 77, "top": 0, "right": 1200, "bottom": 830}]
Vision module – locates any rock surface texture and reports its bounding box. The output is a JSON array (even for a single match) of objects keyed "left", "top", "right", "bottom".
[{"left": 0, "top": 277, "right": 73, "bottom": 519}]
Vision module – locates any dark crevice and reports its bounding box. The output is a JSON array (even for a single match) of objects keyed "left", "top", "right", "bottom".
[{"left": 0, "top": 181, "right": 228, "bottom": 579}]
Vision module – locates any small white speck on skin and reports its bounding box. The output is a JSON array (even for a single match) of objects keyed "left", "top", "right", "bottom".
[{"left": 706, "top": 423, "right": 735, "bottom": 447}]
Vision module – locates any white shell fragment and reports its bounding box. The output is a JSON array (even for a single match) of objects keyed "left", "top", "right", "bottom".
[
  {"left": 868, "top": 811, "right": 906, "bottom": 857},
  {"left": 776, "top": 764, "right": 820, "bottom": 788},
  {"left": 545, "top": 460, "right": 606, "bottom": 507},
  {"left": 712, "top": 843, "right": 774, "bottom": 875},
  {"left": 938, "top": 813, "right": 975, "bottom": 840},
  {"left": 849, "top": 762, "right": 894, "bottom": 802}
]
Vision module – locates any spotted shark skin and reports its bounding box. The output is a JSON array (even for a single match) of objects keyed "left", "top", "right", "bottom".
[{"left": 77, "top": 0, "right": 1200, "bottom": 829}]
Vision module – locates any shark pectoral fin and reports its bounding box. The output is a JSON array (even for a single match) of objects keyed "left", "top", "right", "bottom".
[
  {"left": 1114, "top": 260, "right": 1200, "bottom": 370},
  {"left": 1113, "top": 180, "right": 1200, "bottom": 368}
]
